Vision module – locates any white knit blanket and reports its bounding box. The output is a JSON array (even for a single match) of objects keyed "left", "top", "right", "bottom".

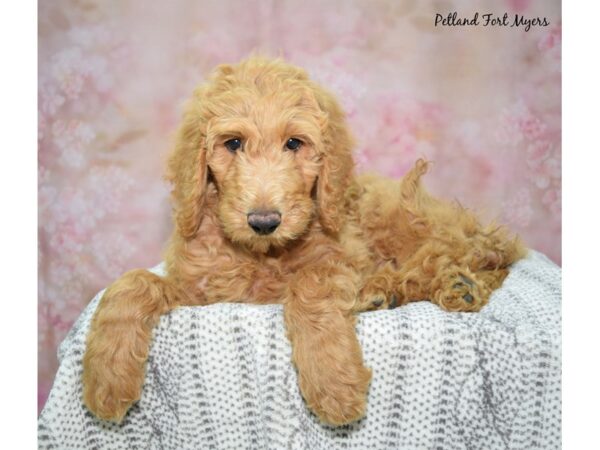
[{"left": 38, "top": 250, "right": 561, "bottom": 449}]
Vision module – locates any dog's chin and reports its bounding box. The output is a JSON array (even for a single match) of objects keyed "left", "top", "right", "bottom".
[
  {"left": 226, "top": 225, "right": 311, "bottom": 255},
  {"left": 242, "top": 237, "right": 276, "bottom": 255}
]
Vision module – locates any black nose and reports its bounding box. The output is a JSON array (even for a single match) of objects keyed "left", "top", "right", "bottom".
[{"left": 247, "top": 210, "right": 281, "bottom": 235}]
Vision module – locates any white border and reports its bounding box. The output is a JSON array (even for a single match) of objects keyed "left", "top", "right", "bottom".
[
  {"left": 0, "top": 1, "right": 38, "bottom": 449},
  {"left": 563, "top": 1, "right": 600, "bottom": 448}
]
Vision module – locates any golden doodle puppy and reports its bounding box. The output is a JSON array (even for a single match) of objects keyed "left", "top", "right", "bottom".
[{"left": 83, "top": 57, "right": 526, "bottom": 426}]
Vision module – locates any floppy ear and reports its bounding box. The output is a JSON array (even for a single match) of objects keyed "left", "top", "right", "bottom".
[
  {"left": 167, "top": 64, "right": 236, "bottom": 240},
  {"left": 166, "top": 86, "right": 209, "bottom": 241},
  {"left": 313, "top": 86, "right": 356, "bottom": 235}
]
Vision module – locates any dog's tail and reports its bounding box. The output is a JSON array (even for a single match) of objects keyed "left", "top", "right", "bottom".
[
  {"left": 395, "top": 159, "right": 433, "bottom": 231},
  {"left": 399, "top": 158, "right": 430, "bottom": 205}
]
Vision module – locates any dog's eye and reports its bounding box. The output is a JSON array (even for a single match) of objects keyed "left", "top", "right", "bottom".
[
  {"left": 285, "top": 138, "right": 303, "bottom": 151},
  {"left": 224, "top": 138, "right": 242, "bottom": 153}
]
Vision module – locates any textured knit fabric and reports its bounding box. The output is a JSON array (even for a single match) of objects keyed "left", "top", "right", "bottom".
[{"left": 38, "top": 250, "right": 561, "bottom": 449}]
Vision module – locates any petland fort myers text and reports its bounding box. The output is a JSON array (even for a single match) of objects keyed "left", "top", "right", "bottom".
[{"left": 435, "top": 12, "right": 549, "bottom": 32}]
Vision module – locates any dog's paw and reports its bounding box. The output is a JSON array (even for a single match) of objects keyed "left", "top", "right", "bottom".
[
  {"left": 357, "top": 291, "right": 387, "bottom": 312},
  {"left": 83, "top": 339, "right": 146, "bottom": 422},
  {"left": 83, "top": 376, "right": 140, "bottom": 422},
  {"left": 356, "top": 286, "right": 399, "bottom": 312},
  {"left": 434, "top": 270, "right": 487, "bottom": 312},
  {"left": 301, "top": 365, "right": 372, "bottom": 425}
]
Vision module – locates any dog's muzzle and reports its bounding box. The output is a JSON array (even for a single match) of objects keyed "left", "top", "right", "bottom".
[{"left": 247, "top": 210, "right": 281, "bottom": 235}]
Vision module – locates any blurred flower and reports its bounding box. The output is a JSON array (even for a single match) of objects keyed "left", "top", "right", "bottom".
[
  {"left": 308, "top": 64, "right": 366, "bottom": 118},
  {"left": 502, "top": 188, "right": 534, "bottom": 228},
  {"left": 51, "top": 47, "right": 87, "bottom": 100},
  {"left": 496, "top": 100, "right": 547, "bottom": 146},
  {"left": 542, "top": 187, "right": 561, "bottom": 216},
  {"left": 538, "top": 23, "right": 561, "bottom": 62},
  {"left": 39, "top": 83, "right": 65, "bottom": 117},
  {"left": 505, "top": 0, "right": 533, "bottom": 13},
  {"left": 50, "top": 120, "right": 96, "bottom": 168},
  {"left": 38, "top": 112, "right": 47, "bottom": 141},
  {"left": 354, "top": 94, "right": 443, "bottom": 177}
]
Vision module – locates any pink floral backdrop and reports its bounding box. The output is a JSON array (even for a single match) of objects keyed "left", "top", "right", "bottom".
[{"left": 38, "top": 0, "right": 561, "bottom": 412}]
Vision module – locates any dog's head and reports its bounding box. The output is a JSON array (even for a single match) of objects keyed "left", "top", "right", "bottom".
[{"left": 167, "top": 57, "right": 354, "bottom": 253}]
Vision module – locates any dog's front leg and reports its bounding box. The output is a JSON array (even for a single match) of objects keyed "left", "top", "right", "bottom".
[
  {"left": 283, "top": 264, "right": 372, "bottom": 425},
  {"left": 83, "top": 270, "right": 188, "bottom": 422}
]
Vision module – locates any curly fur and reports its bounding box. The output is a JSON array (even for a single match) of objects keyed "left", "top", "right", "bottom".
[{"left": 83, "top": 57, "right": 526, "bottom": 426}]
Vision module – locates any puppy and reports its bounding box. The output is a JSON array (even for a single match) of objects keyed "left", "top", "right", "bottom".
[{"left": 83, "top": 57, "right": 525, "bottom": 426}]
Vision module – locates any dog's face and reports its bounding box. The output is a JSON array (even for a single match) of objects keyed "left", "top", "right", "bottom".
[
  {"left": 206, "top": 78, "right": 326, "bottom": 253},
  {"left": 168, "top": 58, "right": 355, "bottom": 253}
]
